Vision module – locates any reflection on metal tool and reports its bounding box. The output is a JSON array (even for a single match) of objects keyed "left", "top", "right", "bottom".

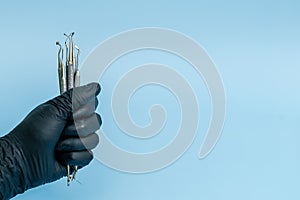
[{"left": 56, "top": 32, "right": 80, "bottom": 186}]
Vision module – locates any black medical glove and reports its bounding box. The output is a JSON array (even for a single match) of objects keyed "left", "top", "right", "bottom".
[{"left": 0, "top": 83, "right": 101, "bottom": 200}]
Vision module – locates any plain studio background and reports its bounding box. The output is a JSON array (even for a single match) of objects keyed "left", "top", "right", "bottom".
[{"left": 0, "top": 1, "right": 299, "bottom": 199}]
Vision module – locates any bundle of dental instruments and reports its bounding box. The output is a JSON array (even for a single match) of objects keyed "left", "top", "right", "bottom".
[{"left": 56, "top": 32, "right": 80, "bottom": 186}]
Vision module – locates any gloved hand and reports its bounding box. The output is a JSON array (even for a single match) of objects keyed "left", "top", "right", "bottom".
[{"left": 0, "top": 82, "right": 101, "bottom": 200}]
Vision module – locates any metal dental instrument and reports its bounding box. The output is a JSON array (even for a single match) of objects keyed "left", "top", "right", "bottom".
[
  {"left": 74, "top": 45, "right": 80, "bottom": 88},
  {"left": 67, "top": 165, "right": 71, "bottom": 186},
  {"left": 56, "top": 32, "right": 80, "bottom": 186},
  {"left": 56, "top": 42, "right": 67, "bottom": 94},
  {"left": 64, "top": 32, "right": 75, "bottom": 90},
  {"left": 57, "top": 40, "right": 72, "bottom": 186},
  {"left": 70, "top": 45, "right": 81, "bottom": 182}
]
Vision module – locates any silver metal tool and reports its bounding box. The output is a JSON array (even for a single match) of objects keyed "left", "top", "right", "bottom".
[
  {"left": 74, "top": 45, "right": 80, "bottom": 88},
  {"left": 56, "top": 32, "right": 80, "bottom": 186},
  {"left": 56, "top": 42, "right": 67, "bottom": 94},
  {"left": 64, "top": 32, "right": 75, "bottom": 90},
  {"left": 70, "top": 45, "right": 80, "bottom": 182}
]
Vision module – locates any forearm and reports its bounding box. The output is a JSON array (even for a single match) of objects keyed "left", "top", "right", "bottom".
[{"left": 0, "top": 134, "right": 27, "bottom": 200}]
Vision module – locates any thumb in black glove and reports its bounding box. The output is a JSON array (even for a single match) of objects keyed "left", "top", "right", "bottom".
[{"left": 0, "top": 82, "right": 101, "bottom": 200}]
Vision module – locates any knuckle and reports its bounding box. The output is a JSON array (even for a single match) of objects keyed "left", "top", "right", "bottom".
[
  {"left": 96, "top": 113, "right": 102, "bottom": 128},
  {"left": 94, "top": 133, "right": 100, "bottom": 146},
  {"left": 69, "top": 152, "right": 76, "bottom": 160}
]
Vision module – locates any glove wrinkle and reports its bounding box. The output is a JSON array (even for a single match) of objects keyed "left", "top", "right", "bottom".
[{"left": 0, "top": 134, "right": 28, "bottom": 200}]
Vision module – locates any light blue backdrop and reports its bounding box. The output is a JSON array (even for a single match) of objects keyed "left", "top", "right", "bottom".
[{"left": 0, "top": 0, "right": 299, "bottom": 199}]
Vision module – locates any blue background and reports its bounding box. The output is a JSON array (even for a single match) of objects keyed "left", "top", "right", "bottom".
[{"left": 0, "top": 0, "right": 299, "bottom": 199}]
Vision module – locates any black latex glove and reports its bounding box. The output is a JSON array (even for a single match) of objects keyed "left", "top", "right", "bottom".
[{"left": 0, "top": 82, "right": 101, "bottom": 200}]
